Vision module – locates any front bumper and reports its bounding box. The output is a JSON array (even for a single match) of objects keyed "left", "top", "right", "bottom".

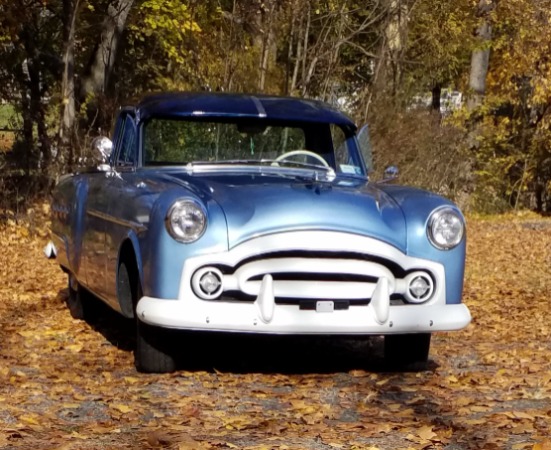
[
  {"left": 136, "top": 230, "right": 471, "bottom": 334},
  {"left": 137, "top": 296, "right": 471, "bottom": 334}
]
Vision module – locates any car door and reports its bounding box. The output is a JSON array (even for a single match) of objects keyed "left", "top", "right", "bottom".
[
  {"left": 79, "top": 114, "right": 125, "bottom": 302},
  {"left": 80, "top": 169, "right": 113, "bottom": 301},
  {"left": 104, "top": 112, "right": 139, "bottom": 307}
]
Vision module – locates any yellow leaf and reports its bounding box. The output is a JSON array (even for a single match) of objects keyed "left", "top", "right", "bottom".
[
  {"left": 417, "top": 425, "right": 437, "bottom": 441},
  {"left": 533, "top": 441, "right": 551, "bottom": 450},
  {"left": 503, "top": 411, "right": 534, "bottom": 420},
  {"left": 102, "top": 372, "right": 113, "bottom": 381},
  {"left": 111, "top": 404, "right": 131, "bottom": 414},
  {"left": 65, "top": 344, "right": 83, "bottom": 353},
  {"left": 512, "top": 444, "right": 531, "bottom": 450},
  {"left": 70, "top": 432, "right": 90, "bottom": 440},
  {"left": 62, "top": 403, "right": 80, "bottom": 409},
  {"left": 20, "top": 415, "right": 40, "bottom": 425},
  {"left": 124, "top": 376, "right": 140, "bottom": 384},
  {"left": 17, "top": 331, "right": 34, "bottom": 338}
]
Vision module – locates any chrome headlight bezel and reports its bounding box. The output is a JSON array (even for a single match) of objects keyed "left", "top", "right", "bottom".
[
  {"left": 165, "top": 199, "right": 207, "bottom": 243},
  {"left": 427, "top": 206, "right": 465, "bottom": 250}
]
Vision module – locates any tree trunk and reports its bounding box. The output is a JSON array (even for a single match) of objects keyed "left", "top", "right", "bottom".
[
  {"left": 15, "top": 64, "right": 34, "bottom": 176},
  {"left": 289, "top": 8, "right": 304, "bottom": 95},
  {"left": 59, "top": 0, "right": 80, "bottom": 169},
  {"left": 384, "top": 0, "right": 408, "bottom": 96},
  {"left": 370, "top": 0, "right": 408, "bottom": 104},
  {"left": 320, "top": 2, "right": 346, "bottom": 102},
  {"left": 80, "top": 0, "right": 135, "bottom": 99},
  {"left": 468, "top": 0, "right": 493, "bottom": 110},
  {"left": 431, "top": 84, "right": 442, "bottom": 111},
  {"left": 222, "top": 0, "right": 238, "bottom": 91},
  {"left": 20, "top": 24, "right": 52, "bottom": 174},
  {"left": 300, "top": 2, "right": 311, "bottom": 95},
  {"left": 258, "top": 2, "right": 277, "bottom": 91},
  {"left": 28, "top": 59, "right": 52, "bottom": 173}
]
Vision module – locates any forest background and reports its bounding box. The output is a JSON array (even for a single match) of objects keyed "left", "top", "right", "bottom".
[{"left": 1, "top": 0, "right": 550, "bottom": 215}]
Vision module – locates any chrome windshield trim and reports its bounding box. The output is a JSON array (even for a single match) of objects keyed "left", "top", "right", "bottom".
[{"left": 182, "top": 162, "right": 337, "bottom": 181}]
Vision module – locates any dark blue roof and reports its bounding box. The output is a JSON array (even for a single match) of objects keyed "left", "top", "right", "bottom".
[{"left": 133, "top": 92, "right": 356, "bottom": 130}]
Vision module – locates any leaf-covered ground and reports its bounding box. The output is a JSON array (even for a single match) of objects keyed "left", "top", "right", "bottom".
[{"left": 1, "top": 211, "right": 551, "bottom": 450}]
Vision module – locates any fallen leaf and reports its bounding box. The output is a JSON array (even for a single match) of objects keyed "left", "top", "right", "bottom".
[
  {"left": 111, "top": 404, "right": 132, "bottom": 414},
  {"left": 417, "top": 425, "right": 437, "bottom": 441}
]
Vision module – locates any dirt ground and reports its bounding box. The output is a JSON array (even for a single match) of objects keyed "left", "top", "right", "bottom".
[{"left": 1, "top": 212, "right": 550, "bottom": 450}]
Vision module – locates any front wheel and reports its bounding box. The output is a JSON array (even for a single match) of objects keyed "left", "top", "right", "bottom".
[
  {"left": 135, "top": 320, "right": 177, "bottom": 373},
  {"left": 118, "top": 260, "right": 177, "bottom": 373},
  {"left": 384, "top": 333, "right": 431, "bottom": 371}
]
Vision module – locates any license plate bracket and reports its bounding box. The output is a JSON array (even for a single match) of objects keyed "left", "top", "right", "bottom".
[{"left": 316, "top": 301, "right": 334, "bottom": 313}]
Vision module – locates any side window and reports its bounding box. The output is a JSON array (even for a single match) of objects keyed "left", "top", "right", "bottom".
[
  {"left": 331, "top": 124, "right": 362, "bottom": 175},
  {"left": 331, "top": 125, "right": 348, "bottom": 166},
  {"left": 115, "top": 115, "right": 137, "bottom": 167},
  {"left": 357, "top": 124, "right": 373, "bottom": 173}
]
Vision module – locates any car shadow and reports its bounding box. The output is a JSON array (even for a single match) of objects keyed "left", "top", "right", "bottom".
[
  {"left": 81, "top": 294, "right": 136, "bottom": 352},
  {"left": 80, "top": 294, "right": 439, "bottom": 375},
  {"left": 175, "top": 332, "right": 387, "bottom": 374}
]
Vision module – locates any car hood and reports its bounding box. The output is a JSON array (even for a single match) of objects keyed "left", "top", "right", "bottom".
[{"left": 164, "top": 171, "right": 407, "bottom": 251}]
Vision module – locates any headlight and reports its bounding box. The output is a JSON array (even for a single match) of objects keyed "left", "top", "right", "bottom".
[
  {"left": 427, "top": 207, "right": 464, "bottom": 250},
  {"left": 166, "top": 199, "right": 207, "bottom": 243}
]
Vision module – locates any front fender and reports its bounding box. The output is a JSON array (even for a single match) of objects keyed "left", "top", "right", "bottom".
[
  {"left": 116, "top": 229, "right": 145, "bottom": 318},
  {"left": 377, "top": 185, "right": 466, "bottom": 304},
  {"left": 141, "top": 189, "right": 229, "bottom": 300}
]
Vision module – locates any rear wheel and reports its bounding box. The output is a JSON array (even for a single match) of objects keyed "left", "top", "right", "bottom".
[
  {"left": 66, "top": 275, "right": 95, "bottom": 320},
  {"left": 384, "top": 333, "right": 431, "bottom": 371},
  {"left": 118, "top": 259, "right": 177, "bottom": 373}
]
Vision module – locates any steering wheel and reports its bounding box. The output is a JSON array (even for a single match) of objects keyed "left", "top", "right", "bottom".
[{"left": 274, "top": 149, "right": 329, "bottom": 167}]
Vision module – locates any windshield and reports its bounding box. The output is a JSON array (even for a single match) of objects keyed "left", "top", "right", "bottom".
[{"left": 142, "top": 118, "right": 365, "bottom": 176}]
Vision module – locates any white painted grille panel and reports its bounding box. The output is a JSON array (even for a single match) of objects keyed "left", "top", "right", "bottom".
[{"left": 224, "top": 257, "right": 396, "bottom": 299}]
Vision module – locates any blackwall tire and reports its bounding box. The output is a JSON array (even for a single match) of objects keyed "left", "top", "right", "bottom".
[
  {"left": 118, "top": 260, "right": 176, "bottom": 373},
  {"left": 135, "top": 320, "right": 177, "bottom": 374},
  {"left": 384, "top": 333, "right": 431, "bottom": 372},
  {"left": 67, "top": 276, "right": 96, "bottom": 320},
  {"left": 67, "top": 277, "right": 85, "bottom": 320}
]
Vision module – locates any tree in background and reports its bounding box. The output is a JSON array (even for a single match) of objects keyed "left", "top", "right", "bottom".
[
  {"left": 1, "top": 0, "right": 551, "bottom": 213},
  {"left": 467, "top": 0, "right": 551, "bottom": 211},
  {"left": 0, "top": 0, "right": 137, "bottom": 180},
  {"left": 0, "top": 0, "right": 60, "bottom": 181}
]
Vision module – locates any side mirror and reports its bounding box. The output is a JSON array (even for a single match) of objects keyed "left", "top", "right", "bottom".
[
  {"left": 91, "top": 136, "right": 113, "bottom": 171},
  {"left": 383, "top": 165, "right": 399, "bottom": 181}
]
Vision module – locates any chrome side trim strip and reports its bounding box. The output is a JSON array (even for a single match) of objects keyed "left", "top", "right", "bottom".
[{"left": 87, "top": 208, "right": 147, "bottom": 233}]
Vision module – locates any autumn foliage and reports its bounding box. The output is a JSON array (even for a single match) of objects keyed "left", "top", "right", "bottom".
[
  {"left": 0, "top": 208, "right": 550, "bottom": 449},
  {"left": 2, "top": 0, "right": 551, "bottom": 213}
]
